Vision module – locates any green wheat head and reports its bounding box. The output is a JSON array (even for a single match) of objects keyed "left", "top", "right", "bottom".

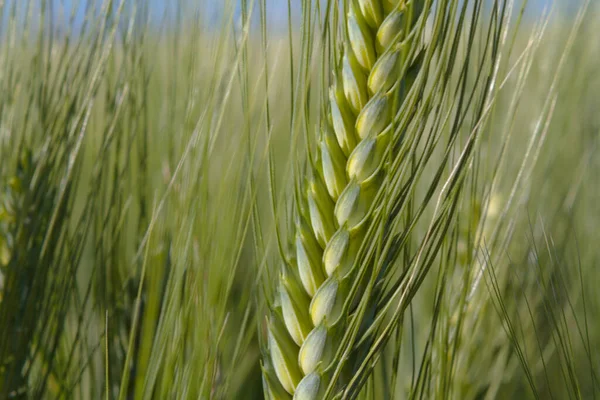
[
  {"left": 262, "top": 1, "right": 426, "bottom": 398},
  {"left": 0, "top": 150, "right": 57, "bottom": 396}
]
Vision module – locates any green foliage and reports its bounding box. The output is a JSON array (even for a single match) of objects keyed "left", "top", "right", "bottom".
[{"left": 0, "top": 0, "right": 597, "bottom": 399}]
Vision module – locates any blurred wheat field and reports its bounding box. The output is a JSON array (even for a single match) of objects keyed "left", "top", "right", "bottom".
[{"left": 0, "top": 0, "right": 598, "bottom": 399}]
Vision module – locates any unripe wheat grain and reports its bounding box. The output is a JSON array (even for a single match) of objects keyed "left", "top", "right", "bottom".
[{"left": 263, "top": 1, "right": 426, "bottom": 398}]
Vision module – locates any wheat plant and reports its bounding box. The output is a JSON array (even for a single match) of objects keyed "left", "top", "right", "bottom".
[
  {"left": 0, "top": 0, "right": 598, "bottom": 399},
  {"left": 260, "top": 0, "right": 519, "bottom": 398},
  {"left": 263, "top": 1, "right": 426, "bottom": 398}
]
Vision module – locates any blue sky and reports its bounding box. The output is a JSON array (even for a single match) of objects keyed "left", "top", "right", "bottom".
[
  {"left": 15, "top": 0, "right": 580, "bottom": 32},
  {"left": 57, "top": 0, "right": 564, "bottom": 24},
  {"left": 56, "top": 0, "right": 299, "bottom": 27}
]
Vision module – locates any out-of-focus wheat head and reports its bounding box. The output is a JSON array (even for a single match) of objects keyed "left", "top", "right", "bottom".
[
  {"left": 0, "top": 154, "right": 32, "bottom": 303},
  {"left": 262, "top": 1, "right": 426, "bottom": 398},
  {"left": 442, "top": 193, "right": 504, "bottom": 398}
]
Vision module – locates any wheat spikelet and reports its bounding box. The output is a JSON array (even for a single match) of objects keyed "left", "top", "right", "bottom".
[{"left": 263, "top": 1, "right": 426, "bottom": 398}]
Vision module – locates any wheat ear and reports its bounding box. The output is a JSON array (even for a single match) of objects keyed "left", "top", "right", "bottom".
[{"left": 263, "top": 1, "right": 425, "bottom": 398}]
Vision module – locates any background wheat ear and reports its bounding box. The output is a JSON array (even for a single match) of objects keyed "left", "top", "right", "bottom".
[
  {"left": 262, "top": 1, "right": 427, "bottom": 398},
  {"left": 0, "top": 145, "right": 76, "bottom": 396}
]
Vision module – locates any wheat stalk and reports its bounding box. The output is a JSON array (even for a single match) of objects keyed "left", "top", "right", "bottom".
[{"left": 262, "top": 1, "right": 426, "bottom": 398}]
